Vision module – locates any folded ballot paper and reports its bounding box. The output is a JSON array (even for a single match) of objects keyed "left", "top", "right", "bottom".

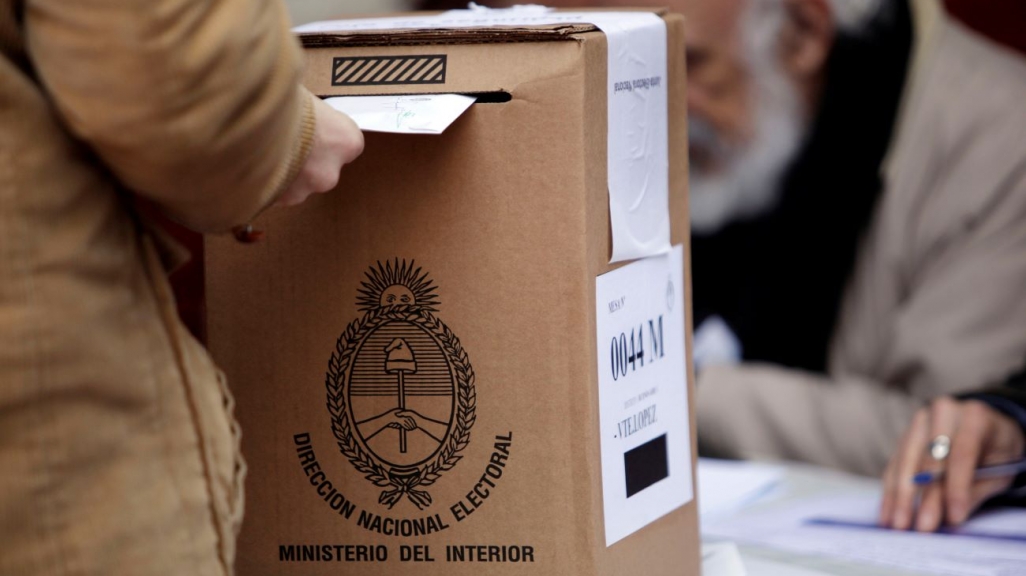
[
  {"left": 325, "top": 94, "right": 477, "bottom": 134},
  {"left": 206, "top": 6, "right": 698, "bottom": 576}
]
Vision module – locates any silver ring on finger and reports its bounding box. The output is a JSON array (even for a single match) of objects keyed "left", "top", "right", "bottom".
[{"left": 929, "top": 434, "right": 952, "bottom": 462}]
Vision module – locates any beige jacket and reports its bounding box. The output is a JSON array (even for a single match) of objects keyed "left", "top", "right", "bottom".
[
  {"left": 698, "top": 1, "right": 1026, "bottom": 477},
  {"left": 0, "top": 0, "right": 314, "bottom": 574}
]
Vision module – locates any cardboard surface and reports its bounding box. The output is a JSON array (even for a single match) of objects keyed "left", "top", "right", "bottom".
[{"left": 205, "top": 11, "right": 697, "bottom": 575}]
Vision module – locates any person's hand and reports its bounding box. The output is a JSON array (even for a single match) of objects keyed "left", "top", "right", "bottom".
[
  {"left": 394, "top": 410, "right": 425, "bottom": 430},
  {"left": 276, "top": 96, "right": 364, "bottom": 207},
  {"left": 385, "top": 409, "right": 417, "bottom": 431},
  {"left": 879, "top": 397, "right": 1025, "bottom": 532}
]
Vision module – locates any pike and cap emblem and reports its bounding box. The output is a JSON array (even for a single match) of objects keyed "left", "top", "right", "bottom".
[{"left": 326, "top": 259, "right": 476, "bottom": 510}]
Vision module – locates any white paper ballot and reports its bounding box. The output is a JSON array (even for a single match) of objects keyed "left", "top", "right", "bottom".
[
  {"left": 698, "top": 458, "right": 784, "bottom": 521},
  {"left": 325, "top": 94, "right": 476, "bottom": 135},
  {"left": 594, "top": 245, "right": 692, "bottom": 546},
  {"left": 702, "top": 542, "right": 748, "bottom": 576},
  {"left": 704, "top": 493, "right": 1026, "bottom": 576},
  {"left": 297, "top": 7, "right": 671, "bottom": 263}
]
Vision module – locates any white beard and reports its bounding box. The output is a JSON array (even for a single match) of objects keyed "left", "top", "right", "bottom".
[{"left": 688, "top": 56, "right": 806, "bottom": 236}]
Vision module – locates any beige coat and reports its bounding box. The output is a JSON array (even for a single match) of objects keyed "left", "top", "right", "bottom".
[
  {"left": 698, "top": 1, "right": 1026, "bottom": 477},
  {"left": 0, "top": 0, "right": 314, "bottom": 574}
]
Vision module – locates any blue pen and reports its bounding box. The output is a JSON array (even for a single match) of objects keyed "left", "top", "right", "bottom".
[{"left": 913, "top": 458, "right": 1026, "bottom": 485}]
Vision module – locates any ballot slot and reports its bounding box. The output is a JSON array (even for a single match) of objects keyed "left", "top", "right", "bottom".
[
  {"left": 322, "top": 92, "right": 508, "bottom": 135},
  {"left": 317, "top": 91, "right": 512, "bottom": 103},
  {"left": 466, "top": 91, "right": 512, "bottom": 104}
]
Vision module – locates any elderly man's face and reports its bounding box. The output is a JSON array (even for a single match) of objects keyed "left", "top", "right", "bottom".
[
  {"left": 645, "top": 0, "right": 821, "bottom": 233},
  {"left": 675, "top": 0, "right": 814, "bottom": 233},
  {"left": 675, "top": 0, "right": 754, "bottom": 174}
]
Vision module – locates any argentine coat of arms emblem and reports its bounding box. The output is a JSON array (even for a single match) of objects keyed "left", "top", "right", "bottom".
[{"left": 326, "top": 260, "right": 476, "bottom": 510}]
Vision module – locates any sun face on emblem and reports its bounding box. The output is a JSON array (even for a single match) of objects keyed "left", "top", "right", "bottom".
[
  {"left": 357, "top": 260, "right": 439, "bottom": 312},
  {"left": 327, "top": 259, "right": 475, "bottom": 510},
  {"left": 381, "top": 285, "right": 414, "bottom": 307}
]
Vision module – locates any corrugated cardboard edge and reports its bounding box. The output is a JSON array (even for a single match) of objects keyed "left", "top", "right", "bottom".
[
  {"left": 300, "top": 27, "right": 593, "bottom": 48},
  {"left": 298, "top": 7, "right": 668, "bottom": 47}
]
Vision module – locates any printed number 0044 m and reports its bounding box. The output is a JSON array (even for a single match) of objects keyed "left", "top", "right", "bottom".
[{"left": 610, "top": 316, "right": 665, "bottom": 382}]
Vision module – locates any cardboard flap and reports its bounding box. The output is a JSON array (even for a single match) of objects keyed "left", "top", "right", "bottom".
[
  {"left": 297, "top": 7, "right": 670, "bottom": 48},
  {"left": 300, "top": 24, "right": 599, "bottom": 48}
]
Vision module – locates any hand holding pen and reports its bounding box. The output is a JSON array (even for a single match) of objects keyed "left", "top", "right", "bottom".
[
  {"left": 879, "top": 397, "right": 1026, "bottom": 532},
  {"left": 912, "top": 458, "right": 1026, "bottom": 485}
]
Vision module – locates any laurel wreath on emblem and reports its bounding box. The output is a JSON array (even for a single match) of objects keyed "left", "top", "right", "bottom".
[{"left": 326, "top": 305, "right": 476, "bottom": 510}]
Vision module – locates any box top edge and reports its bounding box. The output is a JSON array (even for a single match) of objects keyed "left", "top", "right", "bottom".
[{"left": 298, "top": 8, "right": 671, "bottom": 49}]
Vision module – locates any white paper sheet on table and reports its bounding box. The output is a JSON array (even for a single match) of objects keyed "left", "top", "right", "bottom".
[
  {"left": 702, "top": 542, "right": 748, "bottom": 576},
  {"left": 325, "top": 94, "right": 476, "bottom": 134},
  {"left": 704, "top": 491, "right": 1026, "bottom": 576},
  {"left": 704, "top": 540, "right": 838, "bottom": 576},
  {"left": 297, "top": 6, "right": 670, "bottom": 263},
  {"left": 805, "top": 495, "right": 1026, "bottom": 544},
  {"left": 741, "top": 556, "right": 837, "bottom": 576},
  {"left": 698, "top": 458, "right": 785, "bottom": 521}
]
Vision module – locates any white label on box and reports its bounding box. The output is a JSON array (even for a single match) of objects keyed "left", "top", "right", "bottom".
[
  {"left": 594, "top": 244, "right": 693, "bottom": 546},
  {"left": 584, "top": 13, "right": 671, "bottom": 264},
  {"left": 295, "top": 7, "right": 671, "bottom": 264}
]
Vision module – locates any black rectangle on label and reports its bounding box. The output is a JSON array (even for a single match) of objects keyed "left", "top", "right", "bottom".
[{"left": 624, "top": 434, "right": 669, "bottom": 498}]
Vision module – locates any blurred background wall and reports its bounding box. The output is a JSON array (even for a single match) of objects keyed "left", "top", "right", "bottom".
[{"left": 285, "top": 0, "right": 415, "bottom": 25}]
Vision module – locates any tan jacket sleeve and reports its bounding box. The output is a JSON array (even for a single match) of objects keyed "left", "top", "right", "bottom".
[
  {"left": 24, "top": 0, "right": 316, "bottom": 232},
  {"left": 697, "top": 161, "right": 1026, "bottom": 478},
  {"left": 697, "top": 365, "right": 921, "bottom": 477}
]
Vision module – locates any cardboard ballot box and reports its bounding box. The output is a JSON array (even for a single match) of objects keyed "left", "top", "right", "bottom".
[{"left": 205, "top": 8, "right": 698, "bottom": 575}]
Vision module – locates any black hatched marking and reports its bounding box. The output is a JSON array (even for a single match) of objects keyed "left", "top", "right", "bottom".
[{"left": 332, "top": 55, "right": 448, "bottom": 86}]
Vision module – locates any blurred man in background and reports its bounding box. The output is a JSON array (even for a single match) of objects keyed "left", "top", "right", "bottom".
[
  {"left": 0, "top": 0, "right": 362, "bottom": 574},
  {"left": 422, "top": 0, "right": 1026, "bottom": 477},
  {"left": 682, "top": 0, "right": 1026, "bottom": 478}
]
